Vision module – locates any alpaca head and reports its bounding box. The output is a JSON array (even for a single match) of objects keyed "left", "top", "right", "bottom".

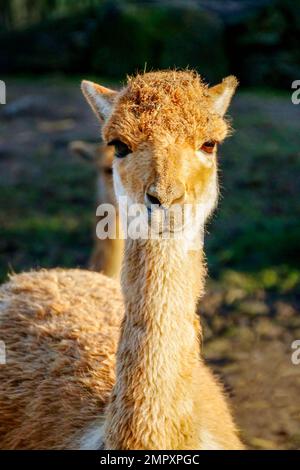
[
  {"left": 69, "top": 140, "right": 116, "bottom": 206},
  {"left": 82, "top": 71, "right": 237, "bottom": 239}
]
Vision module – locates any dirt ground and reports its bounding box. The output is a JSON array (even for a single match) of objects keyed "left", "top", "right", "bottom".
[{"left": 0, "top": 79, "right": 299, "bottom": 449}]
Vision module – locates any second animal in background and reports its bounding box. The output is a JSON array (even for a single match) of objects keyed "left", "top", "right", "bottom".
[{"left": 69, "top": 141, "right": 123, "bottom": 279}]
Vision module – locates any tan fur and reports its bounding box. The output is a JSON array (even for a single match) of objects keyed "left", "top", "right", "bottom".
[
  {"left": 104, "top": 240, "right": 242, "bottom": 450},
  {"left": 0, "top": 70, "right": 243, "bottom": 449},
  {"left": 0, "top": 269, "right": 121, "bottom": 449},
  {"left": 69, "top": 141, "right": 123, "bottom": 278}
]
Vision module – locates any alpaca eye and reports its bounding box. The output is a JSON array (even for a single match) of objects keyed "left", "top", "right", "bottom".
[
  {"left": 200, "top": 141, "right": 216, "bottom": 154},
  {"left": 108, "top": 139, "right": 131, "bottom": 159}
]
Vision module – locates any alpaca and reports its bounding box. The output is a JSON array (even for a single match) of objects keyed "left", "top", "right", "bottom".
[
  {"left": 69, "top": 140, "right": 123, "bottom": 278},
  {"left": 0, "top": 70, "right": 243, "bottom": 450}
]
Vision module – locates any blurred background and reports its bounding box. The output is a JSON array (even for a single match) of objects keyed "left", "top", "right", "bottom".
[{"left": 0, "top": 0, "right": 300, "bottom": 449}]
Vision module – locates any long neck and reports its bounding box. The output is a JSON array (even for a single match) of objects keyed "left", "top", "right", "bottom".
[{"left": 104, "top": 237, "right": 206, "bottom": 449}]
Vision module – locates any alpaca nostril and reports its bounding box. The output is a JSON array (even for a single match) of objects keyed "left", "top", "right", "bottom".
[
  {"left": 146, "top": 192, "right": 162, "bottom": 207},
  {"left": 145, "top": 181, "right": 186, "bottom": 209}
]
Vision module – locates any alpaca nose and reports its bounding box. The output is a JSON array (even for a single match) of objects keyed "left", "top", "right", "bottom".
[
  {"left": 145, "top": 182, "right": 186, "bottom": 209},
  {"left": 145, "top": 192, "right": 162, "bottom": 207}
]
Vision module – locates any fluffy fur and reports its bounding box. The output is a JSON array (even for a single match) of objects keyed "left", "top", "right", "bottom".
[
  {"left": 104, "top": 239, "right": 242, "bottom": 449},
  {"left": 103, "top": 70, "right": 234, "bottom": 146},
  {"left": 0, "top": 269, "right": 122, "bottom": 449},
  {"left": 0, "top": 70, "right": 243, "bottom": 449}
]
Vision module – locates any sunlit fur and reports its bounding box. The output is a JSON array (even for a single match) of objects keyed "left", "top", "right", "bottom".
[
  {"left": 0, "top": 269, "right": 121, "bottom": 449},
  {"left": 69, "top": 141, "right": 123, "bottom": 278},
  {"left": 0, "top": 70, "right": 243, "bottom": 450}
]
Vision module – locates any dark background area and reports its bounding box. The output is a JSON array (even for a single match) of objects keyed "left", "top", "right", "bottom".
[
  {"left": 0, "top": 0, "right": 299, "bottom": 450},
  {"left": 0, "top": 0, "right": 300, "bottom": 88}
]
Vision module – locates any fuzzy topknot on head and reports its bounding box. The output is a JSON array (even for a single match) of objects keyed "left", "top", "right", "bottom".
[
  {"left": 125, "top": 70, "right": 207, "bottom": 114},
  {"left": 103, "top": 70, "right": 236, "bottom": 146}
]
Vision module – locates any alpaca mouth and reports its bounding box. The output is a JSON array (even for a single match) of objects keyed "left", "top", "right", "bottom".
[
  {"left": 146, "top": 207, "right": 190, "bottom": 237},
  {"left": 158, "top": 224, "right": 188, "bottom": 235},
  {"left": 148, "top": 217, "right": 188, "bottom": 236}
]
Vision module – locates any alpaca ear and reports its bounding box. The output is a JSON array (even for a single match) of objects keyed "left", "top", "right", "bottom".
[
  {"left": 81, "top": 80, "right": 117, "bottom": 122},
  {"left": 209, "top": 76, "right": 238, "bottom": 117},
  {"left": 68, "top": 140, "right": 98, "bottom": 162}
]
